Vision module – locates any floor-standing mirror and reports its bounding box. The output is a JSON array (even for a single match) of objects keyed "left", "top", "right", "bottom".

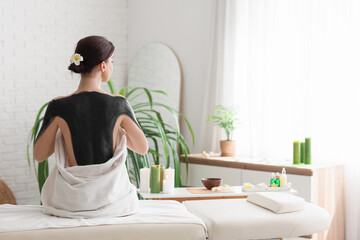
[{"left": 128, "top": 42, "right": 182, "bottom": 166}]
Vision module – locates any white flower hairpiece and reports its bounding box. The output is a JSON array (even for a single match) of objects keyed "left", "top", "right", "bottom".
[{"left": 70, "top": 53, "right": 83, "bottom": 66}]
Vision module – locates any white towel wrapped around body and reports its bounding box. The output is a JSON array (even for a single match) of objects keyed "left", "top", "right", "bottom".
[{"left": 41, "top": 129, "right": 139, "bottom": 218}]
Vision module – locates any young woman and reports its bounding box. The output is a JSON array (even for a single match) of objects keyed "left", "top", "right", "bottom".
[{"left": 33, "top": 36, "right": 148, "bottom": 218}]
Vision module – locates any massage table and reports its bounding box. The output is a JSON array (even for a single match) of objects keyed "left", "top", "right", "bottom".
[
  {"left": 183, "top": 197, "right": 331, "bottom": 240},
  {"left": 0, "top": 195, "right": 330, "bottom": 240}
]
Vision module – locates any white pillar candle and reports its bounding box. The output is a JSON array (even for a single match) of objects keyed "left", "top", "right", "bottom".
[
  {"left": 163, "top": 178, "right": 174, "bottom": 194},
  {"left": 140, "top": 167, "right": 150, "bottom": 192},
  {"left": 163, "top": 168, "right": 175, "bottom": 193},
  {"left": 164, "top": 168, "right": 175, "bottom": 181}
]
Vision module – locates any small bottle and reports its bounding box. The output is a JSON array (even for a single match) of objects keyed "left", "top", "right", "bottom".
[
  {"left": 270, "top": 172, "right": 275, "bottom": 187},
  {"left": 275, "top": 172, "right": 280, "bottom": 187},
  {"left": 280, "top": 168, "right": 287, "bottom": 187}
]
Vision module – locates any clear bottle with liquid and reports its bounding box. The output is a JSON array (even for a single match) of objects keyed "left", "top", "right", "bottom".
[{"left": 280, "top": 168, "right": 287, "bottom": 187}]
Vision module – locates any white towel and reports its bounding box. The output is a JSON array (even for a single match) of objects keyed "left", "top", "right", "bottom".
[{"left": 41, "top": 129, "right": 139, "bottom": 218}]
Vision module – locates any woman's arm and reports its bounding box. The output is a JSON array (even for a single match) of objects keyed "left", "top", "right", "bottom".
[
  {"left": 33, "top": 117, "right": 59, "bottom": 162},
  {"left": 33, "top": 100, "right": 58, "bottom": 162},
  {"left": 120, "top": 115, "right": 148, "bottom": 155}
]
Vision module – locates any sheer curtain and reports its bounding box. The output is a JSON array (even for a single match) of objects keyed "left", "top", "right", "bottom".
[
  {"left": 199, "top": 0, "right": 237, "bottom": 153},
  {"left": 201, "top": 0, "right": 360, "bottom": 238},
  {"left": 232, "top": 0, "right": 360, "bottom": 239}
]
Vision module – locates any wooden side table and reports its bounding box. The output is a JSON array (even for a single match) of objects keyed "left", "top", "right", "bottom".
[{"left": 138, "top": 186, "right": 297, "bottom": 203}]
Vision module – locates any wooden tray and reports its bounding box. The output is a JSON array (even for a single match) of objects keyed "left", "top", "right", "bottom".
[
  {"left": 242, "top": 186, "right": 291, "bottom": 192},
  {"left": 186, "top": 187, "right": 233, "bottom": 194}
]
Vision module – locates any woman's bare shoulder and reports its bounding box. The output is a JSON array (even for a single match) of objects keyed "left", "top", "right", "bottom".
[
  {"left": 52, "top": 92, "right": 78, "bottom": 101},
  {"left": 52, "top": 95, "right": 68, "bottom": 101},
  {"left": 51, "top": 92, "right": 126, "bottom": 101},
  {"left": 110, "top": 93, "right": 126, "bottom": 98}
]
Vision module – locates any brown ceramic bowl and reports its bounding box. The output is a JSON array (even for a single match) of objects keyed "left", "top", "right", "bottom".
[{"left": 201, "top": 178, "right": 223, "bottom": 190}]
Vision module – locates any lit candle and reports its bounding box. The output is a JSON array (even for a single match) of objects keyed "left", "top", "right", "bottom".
[
  {"left": 150, "top": 165, "right": 160, "bottom": 193},
  {"left": 293, "top": 140, "right": 300, "bottom": 164},
  {"left": 300, "top": 142, "right": 305, "bottom": 164},
  {"left": 139, "top": 167, "right": 150, "bottom": 192},
  {"left": 305, "top": 138, "right": 311, "bottom": 164},
  {"left": 163, "top": 168, "right": 175, "bottom": 193}
]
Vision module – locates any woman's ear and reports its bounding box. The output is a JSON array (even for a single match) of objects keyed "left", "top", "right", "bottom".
[{"left": 99, "top": 61, "right": 106, "bottom": 72}]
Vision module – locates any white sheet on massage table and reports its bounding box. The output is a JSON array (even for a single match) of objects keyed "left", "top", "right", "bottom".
[
  {"left": 0, "top": 200, "right": 207, "bottom": 234},
  {"left": 0, "top": 223, "right": 206, "bottom": 240},
  {"left": 183, "top": 199, "right": 330, "bottom": 240}
]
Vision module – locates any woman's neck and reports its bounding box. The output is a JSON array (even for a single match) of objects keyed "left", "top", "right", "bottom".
[{"left": 76, "top": 72, "right": 103, "bottom": 92}]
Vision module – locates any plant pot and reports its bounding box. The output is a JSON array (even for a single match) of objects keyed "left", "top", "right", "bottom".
[{"left": 220, "top": 140, "right": 235, "bottom": 157}]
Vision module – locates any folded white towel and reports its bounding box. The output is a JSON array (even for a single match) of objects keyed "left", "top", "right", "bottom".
[{"left": 247, "top": 192, "right": 305, "bottom": 213}]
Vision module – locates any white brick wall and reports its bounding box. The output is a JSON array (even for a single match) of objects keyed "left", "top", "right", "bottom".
[{"left": 0, "top": 0, "right": 128, "bottom": 204}]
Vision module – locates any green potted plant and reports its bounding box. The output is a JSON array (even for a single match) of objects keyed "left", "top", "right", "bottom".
[
  {"left": 207, "top": 105, "right": 239, "bottom": 157},
  {"left": 27, "top": 80, "right": 194, "bottom": 194}
]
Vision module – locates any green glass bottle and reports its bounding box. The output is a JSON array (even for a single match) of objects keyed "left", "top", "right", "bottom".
[
  {"left": 275, "top": 172, "right": 280, "bottom": 187},
  {"left": 270, "top": 172, "right": 275, "bottom": 186}
]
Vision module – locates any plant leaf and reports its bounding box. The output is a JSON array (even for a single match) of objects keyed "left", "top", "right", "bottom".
[{"left": 107, "top": 80, "right": 117, "bottom": 94}]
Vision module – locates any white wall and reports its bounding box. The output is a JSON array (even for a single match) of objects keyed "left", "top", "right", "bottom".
[
  {"left": 0, "top": 0, "right": 128, "bottom": 204},
  {"left": 128, "top": 0, "right": 213, "bottom": 153},
  {"left": 0, "top": 0, "right": 213, "bottom": 204}
]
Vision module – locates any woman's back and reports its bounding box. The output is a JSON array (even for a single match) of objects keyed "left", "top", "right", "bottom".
[
  {"left": 41, "top": 114, "right": 139, "bottom": 218},
  {"left": 37, "top": 91, "right": 141, "bottom": 165}
]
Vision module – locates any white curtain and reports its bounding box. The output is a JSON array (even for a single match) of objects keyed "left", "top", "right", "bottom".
[
  {"left": 202, "top": 0, "right": 360, "bottom": 238},
  {"left": 199, "top": 0, "right": 237, "bottom": 153},
  {"left": 233, "top": 0, "right": 360, "bottom": 163}
]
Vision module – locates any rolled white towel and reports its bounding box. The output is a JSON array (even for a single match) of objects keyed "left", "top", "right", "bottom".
[{"left": 247, "top": 192, "right": 305, "bottom": 213}]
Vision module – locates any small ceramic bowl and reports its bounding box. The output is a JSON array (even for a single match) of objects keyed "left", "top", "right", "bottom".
[{"left": 201, "top": 178, "right": 223, "bottom": 190}]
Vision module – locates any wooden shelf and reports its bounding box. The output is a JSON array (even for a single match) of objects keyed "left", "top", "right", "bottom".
[{"left": 180, "top": 153, "right": 343, "bottom": 176}]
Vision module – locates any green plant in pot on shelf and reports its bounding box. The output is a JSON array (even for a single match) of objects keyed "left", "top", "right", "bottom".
[
  {"left": 27, "top": 80, "right": 194, "bottom": 195},
  {"left": 207, "top": 105, "right": 239, "bottom": 157}
]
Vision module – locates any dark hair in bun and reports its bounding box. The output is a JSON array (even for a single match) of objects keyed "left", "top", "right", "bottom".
[{"left": 68, "top": 36, "right": 115, "bottom": 74}]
